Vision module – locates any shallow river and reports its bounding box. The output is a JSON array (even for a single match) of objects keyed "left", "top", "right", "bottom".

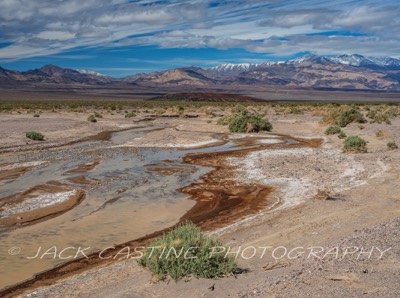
[{"left": 0, "top": 126, "right": 289, "bottom": 289}]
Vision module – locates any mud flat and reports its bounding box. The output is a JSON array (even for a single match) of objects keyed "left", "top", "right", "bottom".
[
  {"left": 0, "top": 183, "right": 85, "bottom": 232},
  {"left": 111, "top": 127, "right": 226, "bottom": 149},
  {"left": 0, "top": 161, "right": 48, "bottom": 185}
]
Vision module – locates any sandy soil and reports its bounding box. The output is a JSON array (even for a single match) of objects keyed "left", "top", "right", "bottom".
[
  {"left": 1, "top": 109, "right": 399, "bottom": 297},
  {"left": 0, "top": 111, "right": 140, "bottom": 152}
]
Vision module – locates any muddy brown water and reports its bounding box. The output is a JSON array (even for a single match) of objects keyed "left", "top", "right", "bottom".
[{"left": 0, "top": 126, "right": 312, "bottom": 292}]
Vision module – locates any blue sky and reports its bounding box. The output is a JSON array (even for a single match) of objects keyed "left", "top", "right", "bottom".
[{"left": 0, "top": 0, "right": 399, "bottom": 77}]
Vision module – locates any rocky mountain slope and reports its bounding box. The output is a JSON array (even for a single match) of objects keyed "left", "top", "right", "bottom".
[
  {"left": 123, "top": 67, "right": 214, "bottom": 87},
  {"left": 1, "top": 54, "right": 400, "bottom": 91},
  {"left": 0, "top": 64, "right": 113, "bottom": 86}
]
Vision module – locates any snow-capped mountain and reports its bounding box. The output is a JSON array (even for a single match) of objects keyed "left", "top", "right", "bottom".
[
  {"left": 329, "top": 54, "right": 400, "bottom": 69},
  {"left": 287, "top": 54, "right": 400, "bottom": 70},
  {"left": 286, "top": 54, "right": 334, "bottom": 65},
  {"left": 209, "top": 54, "right": 400, "bottom": 75},
  {"left": 208, "top": 63, "right": 259, "bottom": 76},
  {"left": 330, "top": 54, "right": 370, "bottom": 66},
  {"left": 202, "top": 54, "right": 400, "bottom": 91},
  {"left": 76, "top": 69, "right": 106, "bottom": 77}
]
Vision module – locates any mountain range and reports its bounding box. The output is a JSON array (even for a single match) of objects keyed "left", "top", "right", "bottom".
[{"left": 1, "top": 54, "right": 400, "bottom": 91}]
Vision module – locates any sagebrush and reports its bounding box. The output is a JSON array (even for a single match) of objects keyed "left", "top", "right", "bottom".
[
  {"left": 343, "top": 136, "right": 367, "bottom": 152},
  {"left": 387, "top": 141, "right": 398, "bottom": 150},
  {"left": 323, "top": 105, "right": 366, "bottom": 127},
  {"left": 26, "top": 131, "right": 44, "bottom": 141},
  {"left": 325, "top": 126, "right": 341, "bottom": 135},
  {"left": 138, "top": 223, "right": 236, "bottom": 281},
  {"left": 228, "top": 111, "right": 272, "bottom": 133}
]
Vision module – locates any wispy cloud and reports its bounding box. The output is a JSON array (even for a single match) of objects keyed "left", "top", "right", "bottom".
[{"left": 0, "top": 0, "right": 399, "bottom": 71}]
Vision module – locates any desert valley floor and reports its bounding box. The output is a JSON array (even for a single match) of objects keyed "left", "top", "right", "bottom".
[{"left": 0, "top": 101, "right": 399, "bottom": 297}]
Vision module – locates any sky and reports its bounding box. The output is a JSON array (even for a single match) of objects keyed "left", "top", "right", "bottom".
[{"left": 0, "top": 0, "right": 399, "bottom": 77}]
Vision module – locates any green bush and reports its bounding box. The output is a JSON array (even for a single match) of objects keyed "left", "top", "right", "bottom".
[
  {"left": 138, "top": 223, "right": 236, "bottom": 281},
  {"left": 87, "top": 115, "right": 97, "bottom": 122},
  {"left": 325, "top": 126, "right": 341, "bottom": 135},
  {"left": 323, "top": 105, "right": 366, "bottom": 127},
  {"left": 26, "top": 131, "right": 44, "bottom": 141},
  {"left": 228, "top": 111, "right": 272, "bottom": 133},
  {"left": 343, "top": 136, "right": 367, "bottom": 152},
  {"left": 387, "top": 141, "right": 398, "bottom": 150},
  {"left": 335, "top": 106, "right": 366, "bottom": 127}
]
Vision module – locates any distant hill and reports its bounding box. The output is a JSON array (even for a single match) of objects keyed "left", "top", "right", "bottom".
[
  {"left": 0, "top": 64, "right": 113, "bottom": 86},
  {"left": 148, "top": 92, "right": 265, "bottom": 102},
  {"left": 123, "top": 67, "right": 215, "bottom": 87}
]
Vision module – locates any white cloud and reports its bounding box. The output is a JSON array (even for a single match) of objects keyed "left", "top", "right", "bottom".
[
  {"left": 333, "top": 6, "right": 394, "bottom": 28},
  {"left": 96, "top": 10, "right": 175, "bottom": 25},
  {"left": 0, "top": 0, "right": 399, "bottom": 61},
  {"left": 157, "top": 30, "right": 193, "bottom": 38},
  {"left": 0, "top": 45, "right": 60, "bottom": 60},
  {"left": 37, "top": 31, "right": 76, "bottom": 41}
]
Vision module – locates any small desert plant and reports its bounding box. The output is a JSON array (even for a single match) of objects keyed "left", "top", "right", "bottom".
[
  {"left": 313, "top": 189, "right": 334, "bottom": 200},
  {"left": 338, "top": 131, "right": 347, "bottom": 139},
  {"left": 290, "top": 106, "right": 303, "bottom": 114},
  {"left": 177, "top": 105, "right": 185, "bottom": 113},
  {"left": 94, "top": 111, "right": 103, "bottom": 118},
  {"left": 358, "top": 124, "right": 365, "bottom": 130},
  {"left": 33, "top": 114, "right": 40, "bottom": 118},
  {"left": 283, "top": 105, "right": 303, "bottom": 115},
  {"left": 325, "top": 126, "right": 341, "bottom": 135},
  {"left": 87, "top": 115, "right": 97, "bottom": 122},
  {"left": 217, "top": 114, "right": 233, "bottom": 126},
  {"left": 231, "top": 104, "right": 246, "bottom": 114},
  {"left": 138, "top": 223, "right": 236, "bottom": 281},
  {"left": 26, "top": 131, "right": 44, "bottom": 141},
  {"left": 367, "top": 108, "right": 396, "bottom": 124},
  {"left": 125, "top": 112, "right": 136, "bottom": 118},
  {"left": 387, "top": 141, "right": 398, "bottom": 150},
  {"left": 228, "top": 111, "right": 272, "bottom": 133},
  {"left": 343, "top": 136, "right": 367, "bottom": 153},
  {"left": 375, "top": 130, "right": 384, "bottom": 138}
]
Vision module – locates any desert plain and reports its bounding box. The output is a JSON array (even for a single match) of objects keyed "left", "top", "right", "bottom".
[{"left": 0, "top": 91, "right": 399, "bottom": 297}]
